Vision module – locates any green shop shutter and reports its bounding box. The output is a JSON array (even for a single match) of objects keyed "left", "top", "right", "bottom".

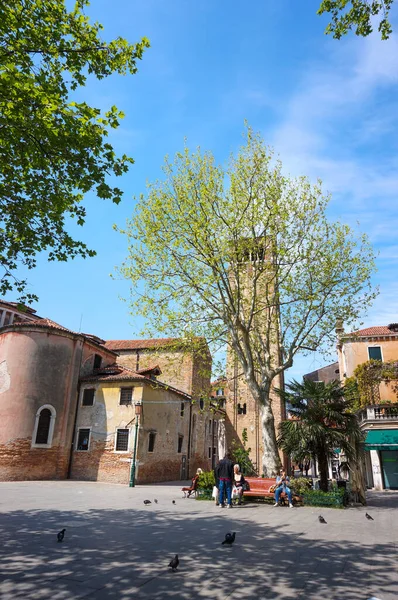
[{"left": 364, "top": 429, "right": 398, "bottom": 451}]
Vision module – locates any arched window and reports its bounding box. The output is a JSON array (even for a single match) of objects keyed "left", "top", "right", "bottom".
[{"left": 32, "top": 405, "right": 56, "bottom": 448}]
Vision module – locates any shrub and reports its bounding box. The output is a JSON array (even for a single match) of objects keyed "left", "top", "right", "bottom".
[
  {"left": 197, "top": 471, "right": 215, "bottom": 490},
  {"left": 303, "top": 488, "right": 346, "bottom": 508},
  {"left": 291, "top": 477, "right": 313, "bottom": 496}
]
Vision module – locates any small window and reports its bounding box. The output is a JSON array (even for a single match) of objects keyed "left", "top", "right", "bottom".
[
  {"left": 237, "top": 403, "right": 247, "bottom": 415},
  {"left": 93, "top": 354, "right": 102, "bottom": 370},
  {"left": 82, "top": 388, "right": 95, "bottom": 406},
  {"left": 77, "top": 428, "right": 90, "bottom": 451},
  {"left": 178, "top": 435, "right": 184, "bottom": 453},
  {"left": 208, "top": 446, "right": 212, "bottom": 458},
  {"left": 368, "top": 346, "right": 382, "bottom": 361},
  {"left": 199, "top": 398, "right": 204, "bottom": 410},
  {"left": 208, "top": 420, "right": 212, "bottom": 436},
  {"left": 120, "top": 387, "right": 133, "bottom": 405},
  {"left": 3, "top": 311, "right": 13, "bottom": 326},
  {"left": 180, "top": 402, "right": 185, "bottom": 417},
  {"left": 148, "top": 432, "right": 156, "bottom": 453},
  {"left": 216, "top": 388, "right": 224, "bottom": 396},
  {"left": 213, "top": 447, "right": 217, "bottom": 456},
  {"left": 35, "top": 409, "right": 52, "bottom": 444},
  {"left": 116, "top": 429, "right": 129, "bottom": 452}
]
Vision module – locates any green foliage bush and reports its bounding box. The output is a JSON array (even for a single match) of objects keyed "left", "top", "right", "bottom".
[
  {"left": 303, "top": 487, "right": 346, "bottom": 508},
  {"left": 291, "top": 477, "right": 313, "bottom": 496},
  {"left": 197, "top": 471, "right": 215, "bottom": 490}
]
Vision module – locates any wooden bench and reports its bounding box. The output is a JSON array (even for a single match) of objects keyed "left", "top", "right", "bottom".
[{"left": 243, "top": 477, "right": 301, "bottom": 504}]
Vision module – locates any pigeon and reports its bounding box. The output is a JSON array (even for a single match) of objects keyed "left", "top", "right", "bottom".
[
  {"left": 57, "top": 529, "right": 66, "bottom": 542},
  {"left": 168, "top": 554, "right": 179, "bottom": 571},
  {"left": 172, "top": 500, "right": 176, "bottom": 505},
  {"left": 154, "top": 499, "right": 158, "bottom": 504},
  {"left": 222, "top": 532, "right": 236, "bottom": 546},
  {"left": 365, "top": 512, "right": 374, "bottom": 520},
  {"left": 318, "top": 515, "right": 327, "bottom": 524},
  {"left": 143, "top": 500, "right": 152, "bottom": 505}
]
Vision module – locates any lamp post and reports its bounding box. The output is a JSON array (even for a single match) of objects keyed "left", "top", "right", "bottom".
[{"left": 129, "top": 402, "right": 142, "bottom": 487}]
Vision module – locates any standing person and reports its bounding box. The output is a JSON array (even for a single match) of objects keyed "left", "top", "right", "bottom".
[
  {"left": 215, "top": 452, "right": 234, "bottom": 508},
  {"left": 274, "top": 469, "right": 294, "bottom": 508}
]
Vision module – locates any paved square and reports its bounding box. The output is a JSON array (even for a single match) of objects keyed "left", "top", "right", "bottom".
[{"left": 0, "top": 481, "right": 397, "bottom": 599}]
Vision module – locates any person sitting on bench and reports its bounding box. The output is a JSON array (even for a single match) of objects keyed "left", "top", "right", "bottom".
[
  {"left": 181, "top": 468, "right": 202, "bottom": 498},
  {"left": 274, "top": 469, "right": 294, "bottom": 508}
]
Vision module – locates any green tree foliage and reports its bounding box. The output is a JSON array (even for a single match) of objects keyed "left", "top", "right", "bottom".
[
  {"left": 353, "top": 359, "right": 398, "bottom": 406},
  {"left": 277, "top": 379, "right": 365, "bottom": 495},
  {"left": 0, "top": 0, "right": 149, "bottom": 300},
  {"left": 318, "top": 1, "right": 394, "bottom": 39},
  {"left": 118, "top": 128, "right": 376, "bottom": 476}
]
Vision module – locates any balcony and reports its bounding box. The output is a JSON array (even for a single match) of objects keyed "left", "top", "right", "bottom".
[{"left": 357, "top": 404, "right": 398, "bottom": 425}]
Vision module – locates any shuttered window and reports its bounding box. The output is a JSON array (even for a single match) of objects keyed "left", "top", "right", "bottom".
[
  {"left": 116, "top": 429, "right": 129, "bottom": 451},
  {"left": 82, "top": 389, "right": 95, "bottom": 406},
  {"left": 35, "top": 409, "right": 51, "bottom": 444},
  {"left": 120, "top": 388, "right": 133, "bottom": 405}
]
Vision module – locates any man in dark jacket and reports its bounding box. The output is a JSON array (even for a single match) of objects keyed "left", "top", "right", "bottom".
[{"left": 215, "top": 453, "right": 234, "bottom": 508}]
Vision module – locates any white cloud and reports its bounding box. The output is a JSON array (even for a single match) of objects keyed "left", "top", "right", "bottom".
[{"left": 269, "top": 31, "right": 398, "bottom": 378}]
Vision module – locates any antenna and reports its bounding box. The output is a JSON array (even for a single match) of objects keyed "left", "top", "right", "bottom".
[{"left": 79, "top": 314, "right": 83, "bottom": 333}]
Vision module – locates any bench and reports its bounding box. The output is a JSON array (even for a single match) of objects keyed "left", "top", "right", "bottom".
[{"left": 243, "top": 477, "right": 302, "bottom": 505}]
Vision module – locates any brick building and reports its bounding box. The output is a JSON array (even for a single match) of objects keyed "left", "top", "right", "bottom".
[{"left": 0, "top": 302, "right": 222, "bottom": 483}]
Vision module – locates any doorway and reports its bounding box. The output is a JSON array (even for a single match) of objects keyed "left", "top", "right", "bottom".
[{"left": 381, "top": 451, "right": 398, "bottom": 489}]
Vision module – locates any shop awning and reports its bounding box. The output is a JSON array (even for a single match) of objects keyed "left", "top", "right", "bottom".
[{"left": 364, "top": 429, "right": 398, "bottom": 451}]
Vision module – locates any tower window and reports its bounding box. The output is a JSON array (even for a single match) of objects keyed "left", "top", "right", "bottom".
[
  {"left": 237, "top": 403, "right": 247, "bottom": 415},
  {"left": 148, "top": 432, "right": 156, "bottom": 453},
  {"left": 178, "top": 435, "right": 184, "bottom": 453}
]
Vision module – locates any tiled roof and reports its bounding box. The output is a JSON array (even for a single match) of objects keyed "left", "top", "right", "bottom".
[
  {"left": 352, "top": 326, "right": 398, "bottom": 337},
  {"left": 80, "top": 363, "right": 191, "bottom": 399},
  {"left": 9, "top": 317, "right": 71, "bottom": 332},
  {"left": 104, "top": 338, "right": 180, "bottom": 351},
  {"left": 136, "top": 364, "right": 162, "bottom": 375},
  {"left": 5, "top": 318, "right": 117, "bottom": 353}
]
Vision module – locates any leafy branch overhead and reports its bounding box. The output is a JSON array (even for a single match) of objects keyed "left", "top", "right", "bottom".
[
  {"left": 318, "top": 0, "right": 394, "bottom": 39},
  {"left": 0, "top": 0, "right": 149, "bottom": 300}
]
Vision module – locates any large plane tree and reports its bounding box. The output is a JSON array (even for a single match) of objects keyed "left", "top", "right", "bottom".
[{"left": 119, "top": 129, "right": 376, "bottom": 476}]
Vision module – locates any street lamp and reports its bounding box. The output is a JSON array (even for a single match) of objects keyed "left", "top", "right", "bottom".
[{"left": 129, "top": 402, "right": 142, "bottom": 487}]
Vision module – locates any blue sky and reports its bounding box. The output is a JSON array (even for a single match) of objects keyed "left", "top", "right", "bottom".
[{"left": 6, "top": 0, "right": 398, "bottom": 380}]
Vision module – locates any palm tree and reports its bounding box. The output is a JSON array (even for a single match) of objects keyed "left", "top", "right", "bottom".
[{"left": 276, "top": 379, "right": 365, "bottom": 494}]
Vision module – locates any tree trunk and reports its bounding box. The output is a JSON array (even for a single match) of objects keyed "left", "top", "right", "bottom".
[
  {"left": 318, "top": 449, "right": 329, "bottom": 492},
  {"left": 259, "top": 400, "right": 282, "bottom": 477},
  {"left": 350, "top": 462, "right": 367, "bottom": 505}
]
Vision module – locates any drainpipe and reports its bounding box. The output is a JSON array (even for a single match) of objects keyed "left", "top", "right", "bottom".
[
  {"left": 187, "top": 401, "right": 193, "bottom": 477},
  {"left": 67, "top": 339, "right": 84, "bottom": 479}
]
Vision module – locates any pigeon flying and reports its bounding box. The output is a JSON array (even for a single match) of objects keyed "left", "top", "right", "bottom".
[
  {"left": 222, "top": 532, "right": 236, "bottom": 546},
  {"left": 154, "top": 499, "right": 158, "bottom": 504},
  {"left": 365, "top": 513, "right": 374, "bottom": 520},
  {"left": 318, "top": 516, "right": 327, "bottom": 524},
  {"left": 169, "top": 554, "right": 179, "bottom": 571},
  {"left": 57, "top": 529, "right": 66, "bottom": 542},
  {"left": 143, "top": 500, "right": 152, "bottom": 505}
]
